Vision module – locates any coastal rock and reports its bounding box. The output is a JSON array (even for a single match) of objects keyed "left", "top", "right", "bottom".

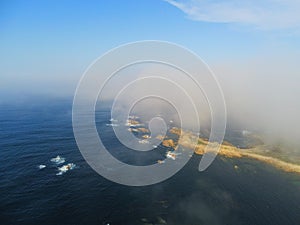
[{"left": 162, "top": 139, "right": 175, "bottom": 148}]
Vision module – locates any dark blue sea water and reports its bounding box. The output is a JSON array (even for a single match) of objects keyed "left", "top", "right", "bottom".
[{"left": 1, "top": 99, "right": 300, "bottom": 225}]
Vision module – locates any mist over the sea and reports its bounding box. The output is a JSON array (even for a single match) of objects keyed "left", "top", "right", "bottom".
[{"left": 2, "top": 54, "right": 300, "bottom": 150}]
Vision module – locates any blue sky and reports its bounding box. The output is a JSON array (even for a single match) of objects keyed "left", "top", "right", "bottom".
[
  {"left": 0, "top": 0, "right": 267, "bottom": 65},
  {"left": 1, "top": 0, "right": 300, "bottom": 142},
  {"left": 0, "top": 0, "right": 299, "bottom": 98}
]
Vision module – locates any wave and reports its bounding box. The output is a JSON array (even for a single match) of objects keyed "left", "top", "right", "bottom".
[
  {"left": 56, "top": 163, "right": 76, "bottom": 176},
  {"left": 50, "top": 155, "right": 65, "bottom": 164}
]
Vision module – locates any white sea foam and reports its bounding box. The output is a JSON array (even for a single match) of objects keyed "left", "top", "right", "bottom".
[
  {"left": 128, "top": 115, "right": 139, "bottom": 119},
  {"left": 139, "top": 139, "right": 149, "bottom": 144},
  {"left": 50, "top": 155, "right": 65, "bottom": 164},
  {"left": 56, "top": 163, "right": 76, "bottom": 176},
  {"left": 106, "top": 123, "right": 119, "bottom": 127},
  {"left": 38, "top": 164, "right": 46, "bottom": 169}
]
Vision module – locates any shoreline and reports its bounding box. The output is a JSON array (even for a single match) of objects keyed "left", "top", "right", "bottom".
[{"left": 166, "top": 127, "right": 300, "bottom": 174}]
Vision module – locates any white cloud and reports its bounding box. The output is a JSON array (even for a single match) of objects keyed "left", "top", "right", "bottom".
[{"left": 165, "top": 0, "right": 300, "bottom": 30}]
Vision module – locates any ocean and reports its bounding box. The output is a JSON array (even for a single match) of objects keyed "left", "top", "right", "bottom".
[{"left": 1, "top": 99, "right": 300, "bottom": 225}]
